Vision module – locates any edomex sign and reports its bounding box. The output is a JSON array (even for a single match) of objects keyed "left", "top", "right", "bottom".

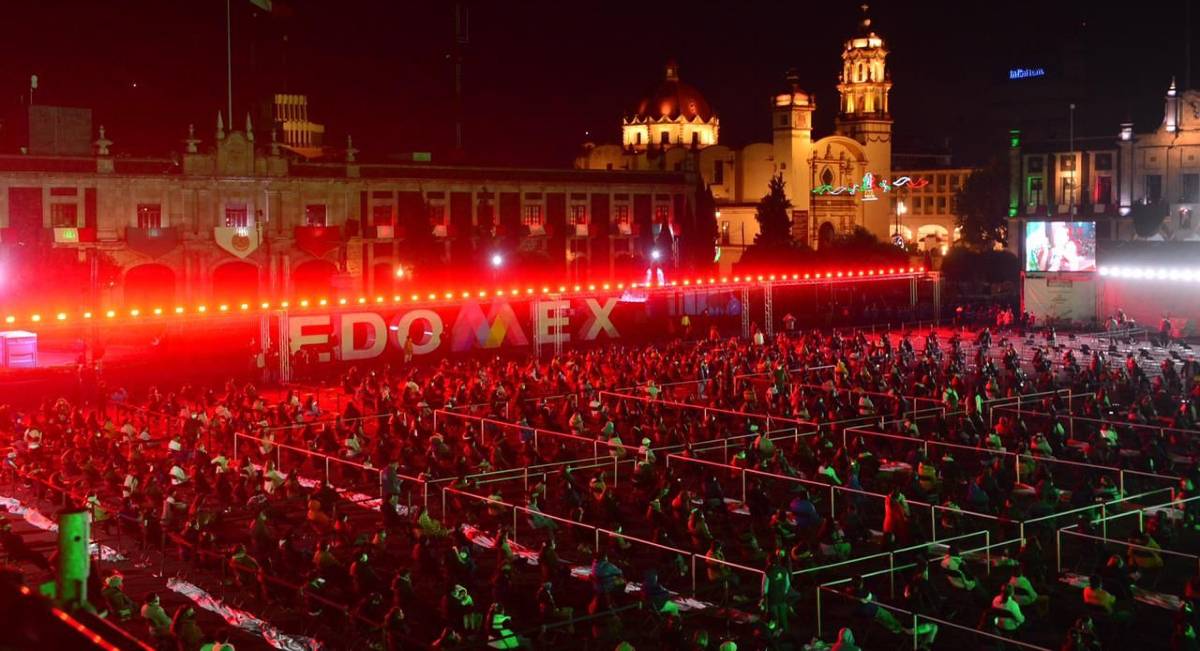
[{"left": 287, "top": 296, "right": 632, "bottom": 362}]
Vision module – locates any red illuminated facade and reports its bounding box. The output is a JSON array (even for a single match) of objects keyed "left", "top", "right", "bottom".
[{"left": 0, "top": 115, "right": 695, "bottom": 310}]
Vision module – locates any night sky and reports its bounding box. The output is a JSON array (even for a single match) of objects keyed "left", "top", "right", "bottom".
[{"left": 1, "top": 0, "right": 1197, "bottom": 166}]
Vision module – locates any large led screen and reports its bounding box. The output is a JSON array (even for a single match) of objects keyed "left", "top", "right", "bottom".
[{"left": 1024, "top": 221, "right": 1097, "bottom": 272}]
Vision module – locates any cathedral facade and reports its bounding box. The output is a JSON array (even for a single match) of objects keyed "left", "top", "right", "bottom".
[{"left": 576, "top": 15, "right": 898, "bottom": 270}]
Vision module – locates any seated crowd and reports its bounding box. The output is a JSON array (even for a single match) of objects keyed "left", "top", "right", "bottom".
[{"left": 0, "top": 322, "right": 1198, "bottom": 650}]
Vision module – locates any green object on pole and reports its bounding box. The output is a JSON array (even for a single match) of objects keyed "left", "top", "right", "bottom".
[{"left": 57, "top": 510, "right": 91, "bottom": 610}]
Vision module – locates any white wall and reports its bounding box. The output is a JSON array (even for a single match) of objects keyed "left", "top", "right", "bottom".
[{"left": 1023, "top": 275, "right": 1097, "bottom": 324}]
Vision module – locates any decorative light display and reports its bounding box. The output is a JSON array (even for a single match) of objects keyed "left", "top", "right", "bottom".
[
  {"left": 812, "top": 173, "right": 929, "bottom": 200},
  {"left": 0, "top": 267, "right": 925, "bottom": 326},
  {"left": 1099, "top": 266, "right": 1200, "bottom": 282}
]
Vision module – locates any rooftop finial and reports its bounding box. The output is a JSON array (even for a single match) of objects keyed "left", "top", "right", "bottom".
[
  {"left": 94, "top": 125, "right": 112, "bottom": 156},
  {"left": 185, "top": 124, "right": 201, "bottom": 154},
  {"left": 216, "top": 111, "right": 225, "bottom": 140},
  {"left": 859, "top": 3, "right": 872, "bottom": 33},
  {"left": 346, "top": 135, "right": 358, "bottom": 163},
  {"left": 245, "top": 112, "right": 254, "bottom": 142},
  {"left": 785, "top": 68, "right": 801, "bottom": 90}
]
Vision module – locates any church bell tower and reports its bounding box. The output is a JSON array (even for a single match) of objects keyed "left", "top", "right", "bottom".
[
  {"left": 835, "top": 4, "right": 894, "bottom": 240},
  {"left": 773, "top": 70, "right": 815, "bottom": 219}
]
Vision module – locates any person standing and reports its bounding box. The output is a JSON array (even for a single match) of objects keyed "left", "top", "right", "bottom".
[{"left": 761, "top": 552, "right": 792, "bottom": 632}]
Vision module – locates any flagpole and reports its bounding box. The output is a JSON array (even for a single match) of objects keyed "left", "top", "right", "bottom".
[{"left": 226, "top": 0, "right": 233, "bottom": 123}]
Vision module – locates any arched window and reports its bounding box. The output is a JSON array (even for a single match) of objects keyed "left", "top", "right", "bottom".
[
  {"left": 821, "top": 168, "right": 834, "bottom": 186},
  {"left": 660, "top": 131, "right": 670, "bottom": 145},
  {"left": 691, "top": 132, "right": 700, "bottom": 147},
  {"left": 635, "top": 132, "right": 642, "bottom": 145}
]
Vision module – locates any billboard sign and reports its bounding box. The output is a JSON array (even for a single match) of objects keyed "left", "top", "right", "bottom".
[{"left": 288, "top": 296, "right": 632, "bottom": 362}]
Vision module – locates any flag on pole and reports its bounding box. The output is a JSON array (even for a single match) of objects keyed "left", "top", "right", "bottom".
[{"left": 248, "top": 0, "right": 271, "bottom": 10}]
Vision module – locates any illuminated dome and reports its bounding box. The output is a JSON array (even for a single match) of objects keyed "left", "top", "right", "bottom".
[
  {"left": 629, "top": 60, "right": 715, "bottom": 122},
  {"left": 622, "top": 60, "right": 719, "bottom": 151}
]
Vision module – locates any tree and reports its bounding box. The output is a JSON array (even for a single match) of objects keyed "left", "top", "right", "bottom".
[
  {"left": 753, "top": 173, "right": 794, "bottom": 247},
  {"left": 397, "top": 192, "right": 442, "bottom": 278},
  {"left": 955, "top": 157, "right": 1010, "bottom": 250},
  {"left": 940, "top": 248, "right": 1020, "bottom": 285},
  {"left": 818, "top": 226, "right": 908, "bottom": 266},
  {"left": 1129, "top": 200, "right": 1167, "bottom": 239},
  {"left": 677, "top": 175, "right": 719, "bottom": 272}
]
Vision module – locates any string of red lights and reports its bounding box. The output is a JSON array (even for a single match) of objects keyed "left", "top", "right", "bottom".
[{"left": 2, "top": 266, "right": 926, "bottom": 326}]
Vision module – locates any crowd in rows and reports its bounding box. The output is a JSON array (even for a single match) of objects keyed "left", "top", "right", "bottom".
[{"left": 1, "top": 320, "right": 1199, "bottom": 649}]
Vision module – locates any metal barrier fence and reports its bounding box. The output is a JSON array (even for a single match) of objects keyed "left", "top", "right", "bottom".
[
  {"left": 814, "top": 536, "right": 1044, "bottom": 649},
  {"left": 816, "top": 584, "right": 1052, "bottom": 651},
  {"left": 841, "top": 423, "right": 1177, "bottom": 497},
  {"left": 231, "top": 430, "right": 430, "bottom": 511},
  {"left": 992, "top": 405, "right": 1200, "bottom": 451},
  {"left": 664, "top": 452, "right": 1004, "bottom": 544},
  {"left": 732, "top": 364, "right": 836, "bottom": 390},
  {"left": 440, "top": 485, "right": 767, "bottom": 602},
  {"left": 1054, "top": 493, "right": 1200, "bottom": 574},
  {"left": 793, "top": 529, "right": 992, "bottom": 599}
]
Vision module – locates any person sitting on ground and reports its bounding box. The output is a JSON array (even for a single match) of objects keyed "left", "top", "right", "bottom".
[
  {"left": 172, "top": 604, "right": 204, "bottom": 651},
  {"left": 831, "top": 627, "right": 862, "bottom": 651},
  {"left": 100, "top": 573, "right": 135, "bottom": 621},
  {"left": 1099, "top": 554, "right": 1134, "bottom": 601},
  {"left": 589, "top": 551, "right": 625, "bottom": 612},
  {"left": 485, "top": 601, "right": 528, "bottom": 649},
  {"left": 845, "top": 575, "right": 904, "bottom": 635},
  {"left": 140, "top": 592, "right": 172, "bottom": 639},
  {"left": 903, "top": 559, "right": 940, "bottom": 613},
  {"left": 228, "top": 544, "right": 260, "bottom": 588},
  {"left": 535, "top": 581, "right": 575, "bottom": 634},
  {"left": 1060, "top": 616, "right": 1102, "bottom": 651},
  {"left": 1128, "top": 531, "right": 1164, "bottom": 572},
  {"left": 940, "top": 544, "right": 987, "bottom": 601},
  {"left": 1083, "top": 575, "right": 1132, "bottom": 624},
  {"left": 1008, "top": 562, "right": 1049, "bottom": 617},
  {"left": 988, "top": 583, "right": 1026, "bottom": 634}
]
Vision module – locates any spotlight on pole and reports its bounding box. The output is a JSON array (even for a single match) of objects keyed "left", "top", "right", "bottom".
[
  {"left": 491, "top": 253, "right": 504, "bottom": 268},
  {"left": 650, "top": 248, "right": 661, "bottom": 261},
  {"left": 394, "top": 265, "right": 406, "bottom": 279}
]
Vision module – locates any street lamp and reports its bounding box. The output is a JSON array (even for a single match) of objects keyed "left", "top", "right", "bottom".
[
  {"left": 490, "top": 253, "right": 504, "bottom": 268},
  {"left": 650, "top": 248, "right": 662, "bottom": 261},
  {"left": 892, "top": 199, "right": 908, "bottom": 247}
]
